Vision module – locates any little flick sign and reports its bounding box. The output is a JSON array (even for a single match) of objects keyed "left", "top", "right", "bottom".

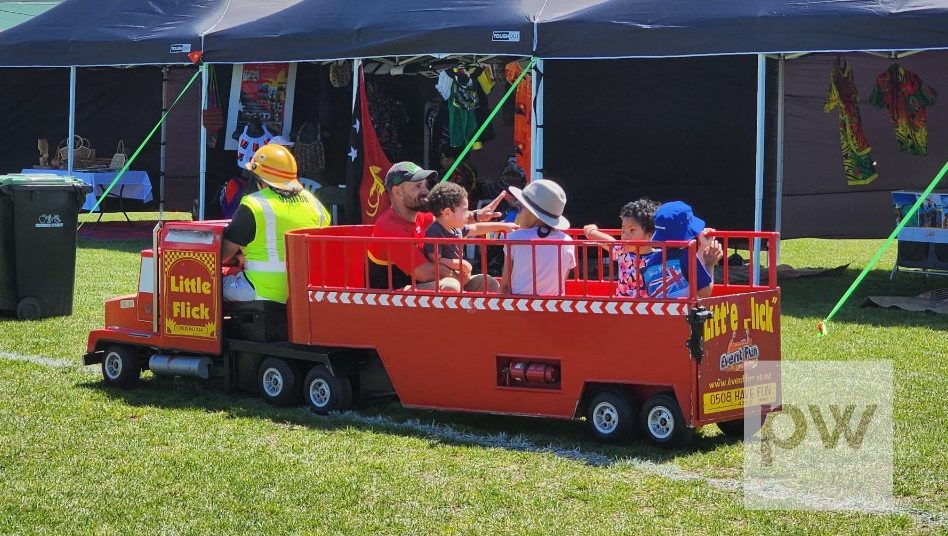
[{"left": 163, "top": 251, "right": 218, "bottom": 339}]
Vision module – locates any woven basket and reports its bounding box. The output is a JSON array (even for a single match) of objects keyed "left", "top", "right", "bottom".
[{"left": 57, "top": 135, "right": 96, "bottom": 168}]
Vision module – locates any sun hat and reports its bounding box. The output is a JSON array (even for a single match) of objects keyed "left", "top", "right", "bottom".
[
  {"left": 384, "top": 161, "right": 438, "bottom": 190},
  {"left": 507, "top": 179, "right": 570, "bottom": 230},
  {"left": 651, "top": 201, "right": 705, "bottom": 242},
  {"left": 269, "top": 135, "right": 294, "bottom": 147}
]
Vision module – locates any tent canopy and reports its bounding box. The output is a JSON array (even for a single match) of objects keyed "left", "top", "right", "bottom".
[
  {"left": 0, "top": 0, "right": 227, "bottom": 67},
  {"left": 201, "top": 0, "right": 543, "bottom": 63},
  {"left": 535, "top": 0, "right": 948, "bottom": 58},
  {"left": 4, "top": 0, "right": 948, "bottom": 67}
]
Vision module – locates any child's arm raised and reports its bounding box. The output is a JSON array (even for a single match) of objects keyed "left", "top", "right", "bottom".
[
  {"left": 466, "top": 222, "right": 519, "bottom": 237},
  {"left": 583, "top": 224, "right": 616, "bottom": 253}
]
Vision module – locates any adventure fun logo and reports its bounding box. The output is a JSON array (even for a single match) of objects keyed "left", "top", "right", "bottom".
[{"left": 743, "top": 361, "right": 893, "bottom": 511}]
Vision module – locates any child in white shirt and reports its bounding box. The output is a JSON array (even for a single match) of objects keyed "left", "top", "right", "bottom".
[{"left": 502, "top": 180, "right": 576, "bottom": 296}]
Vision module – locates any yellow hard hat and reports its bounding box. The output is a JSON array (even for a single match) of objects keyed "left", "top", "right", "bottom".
[{"left": 245, "top": 143, "right": 301, "bottom": 192}]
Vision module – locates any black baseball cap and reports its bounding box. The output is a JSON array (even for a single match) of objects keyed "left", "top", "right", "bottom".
[{"left": 384, "top": 161, "right": 438, "bottom": 190}]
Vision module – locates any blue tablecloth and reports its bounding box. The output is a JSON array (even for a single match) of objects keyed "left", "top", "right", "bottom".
[{"left": 21, "top": 168, "right": 153, "bottom": 211}]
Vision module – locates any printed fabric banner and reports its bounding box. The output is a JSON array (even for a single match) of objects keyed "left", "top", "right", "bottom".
[{"left": 225, "top": 63, "right": 297, "bottom": 150}]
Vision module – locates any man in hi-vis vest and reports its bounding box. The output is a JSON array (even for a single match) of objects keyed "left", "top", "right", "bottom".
[{"left": 222, "top": 143, "right": 330, "bottom": 303}]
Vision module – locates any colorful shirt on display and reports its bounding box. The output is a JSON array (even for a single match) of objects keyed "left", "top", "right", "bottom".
[
  {"left": 236, "top": 125, "right": 273, "bottom": 168},
  {"left": 870, "top": 63, "right": 937, "bottom": 156},
  {"left": 824, "top": 58, "right": 878, "bottom": 186},
  {"left": 641, "top": 250, "right": 711, "bottom": 299}
]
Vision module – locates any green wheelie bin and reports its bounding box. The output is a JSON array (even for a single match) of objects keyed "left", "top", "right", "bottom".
[{"left": 0, "top": 174, "right": 91, "bottom": 320}]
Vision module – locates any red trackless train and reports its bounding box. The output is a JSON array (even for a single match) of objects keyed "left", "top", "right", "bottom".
[{"left": 85, "top": 221, "right": 781, "bottom": 447}]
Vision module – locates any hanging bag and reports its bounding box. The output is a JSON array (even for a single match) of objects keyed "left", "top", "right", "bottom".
[
  {"left": 110, "top": 140, "right": 127, "bottom": 170},
  {"left": 293, "top": 122, "right": 326, "bottom": 178},
  {"left": 203, "top": 66, "right": 224, "bottom": 148}
]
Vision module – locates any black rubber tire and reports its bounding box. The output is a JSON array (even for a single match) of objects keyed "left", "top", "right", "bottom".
[
  {"left": 586, "top": 389, "right": 637, "bottom": 443},
  {"left": 717, "top": 419, "right": 745, "bottom": 437},
  {"left": 15, "top": 297, "right": 41, "bottom": 321},
  {"left": 258, "top": 357, "right": 299, "bottom": 407},
  {"left": 303, "top": 365, "right": 353, "bottom": 415},
  {"left": 640, "top": 393, "right": 695, "bottom": 448},
  {"left": 101, "top": 344, "right": 142, "bottom": 388}
]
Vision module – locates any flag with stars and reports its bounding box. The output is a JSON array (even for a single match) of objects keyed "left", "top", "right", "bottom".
[{"left": 345, "top": 65, "right": 392, "bottom": 224}]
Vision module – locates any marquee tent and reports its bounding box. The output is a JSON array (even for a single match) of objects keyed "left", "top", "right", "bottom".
[{"left": 3, "top": 0, "right": 948, "bottom": 236}]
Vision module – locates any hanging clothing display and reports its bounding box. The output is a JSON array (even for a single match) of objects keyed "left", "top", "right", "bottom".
[
  {"left": 824, "top": 58, "right": 878, "bottom": 186},
  {"left": 447, "top": 67, "right": 483, "bottom": 148},
  {"left": 505, "top": 61, "right": 532, "bottom": 177},
  {"left": 236, "top": 125, "right": 273, "bottom": 169},
  {"left": 367, "top": 81, "right": 409, "bottom": 162},
  {"left": 473, "top": 65, "right": 496, "bottom": 143},
  {"left": 870, "top": 63, "right": 937, "bottom": 156},
  {"left": 443, "top": 161, "right": 478, "bottom": 208}
]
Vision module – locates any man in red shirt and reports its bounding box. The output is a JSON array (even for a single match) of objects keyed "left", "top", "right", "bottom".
[{"left": 368, "top": 161, "right": 502, "bottom": 291}]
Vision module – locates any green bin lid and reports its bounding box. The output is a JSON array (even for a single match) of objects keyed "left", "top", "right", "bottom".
[{"left": 0, "top": 173, "right": 86, "bottom": 187}]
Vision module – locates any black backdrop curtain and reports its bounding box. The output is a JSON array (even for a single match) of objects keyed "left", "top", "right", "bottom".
[
  {"left": 0, "top": 67, "right": 162, "bottom": 201},
  {"left": 544, "top": 57, "right": 765, "bottom": 233}
]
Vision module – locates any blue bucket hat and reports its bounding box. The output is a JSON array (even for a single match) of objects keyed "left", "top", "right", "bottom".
[{"left": 651, "top": 201, "right": 705, "bottom": 242}]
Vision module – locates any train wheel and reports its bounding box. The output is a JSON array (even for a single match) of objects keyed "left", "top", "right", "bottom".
[
  {"left": 303, "top": 365, "right": 352, "bottom": 415},
  {"left": 586, "top": 389, "right": 636, "bottom": 442},
  {"left": 102, "top": 344, "right": 141, "bottom": 388},
  {"left": 640, "top": 393, "right": 694, "bottom": 448},
  {"left": 258, "top": 358, "right": 298, "bottom": 407}
]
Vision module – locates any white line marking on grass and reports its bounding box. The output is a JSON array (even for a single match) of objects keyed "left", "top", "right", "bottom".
[
  {"left": 331, "top": 411, "right": 946, "bottom": 527},
  {"left": 0, "top": 352, "right": 88, "bottom": 370}
]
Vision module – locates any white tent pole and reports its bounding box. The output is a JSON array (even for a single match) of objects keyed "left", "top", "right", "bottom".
[
  {"left": 351, "top": 58, "right": 361, "bottom": 113},
  {"left": 531, "top": 58, "right": 544, "bottom": 180},
  {"left": 198, "top": 65, "right": 208, "bottom": 220},
  {"left": 67, "top": 66, "right": 76, "bottom": 174},
  {"left": 159, "top": 67, "right": 168, "bottom": 221},
  {"left": 753, "top": 54, "right": 766, "bottom": 286},
  {"left": 775, "top": 56, "right": 786, "bottom": 263}
]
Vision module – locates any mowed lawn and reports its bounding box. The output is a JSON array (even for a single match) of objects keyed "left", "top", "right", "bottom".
[{"left": 0, "top": 226, "right": 945, "bottom": 534}]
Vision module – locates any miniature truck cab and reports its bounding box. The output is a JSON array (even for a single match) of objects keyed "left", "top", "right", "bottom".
[{"left": 85, "top": 221, "right": 781, "bottom": 447}]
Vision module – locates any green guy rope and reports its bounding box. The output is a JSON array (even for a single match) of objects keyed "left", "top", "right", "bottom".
[
  {"left": 818, "top": 159, "right": 948, "bottom": 337},
  {"left": 78, "top": 66, "right": 204, "bottom": 229},
  {"left": 440, "top": 57, "right": 538, "bottom": 183}
]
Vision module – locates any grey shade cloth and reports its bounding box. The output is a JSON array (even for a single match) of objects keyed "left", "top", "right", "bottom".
[
  {"left": 863, "top": 289, "right": 948, "bottom": 314},
  {"left": 713, "top": 263, "right": 851, "bottom": 285}
]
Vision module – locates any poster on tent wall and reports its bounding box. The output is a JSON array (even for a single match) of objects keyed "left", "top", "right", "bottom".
[{"left": 225, "top": 63, "right": 297, "bottom": 151}]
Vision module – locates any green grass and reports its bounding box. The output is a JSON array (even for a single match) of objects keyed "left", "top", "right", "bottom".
[{"left": 0, "top": 231, "right": 945, "bottom": 533}]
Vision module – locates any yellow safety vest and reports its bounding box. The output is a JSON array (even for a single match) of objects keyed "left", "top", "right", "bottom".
[{"left": 241, "top": 188, "right": 330, "bottom": 303}]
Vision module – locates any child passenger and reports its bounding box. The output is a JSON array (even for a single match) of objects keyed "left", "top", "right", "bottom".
[
  {"left": 501, "top": 179, "right": 576, "bottom": 296},
  {"left": 424, "top": 182, "right": 518, "bottom": 292},
  {"left": 642, "top": 201, "right": 723, "bottom": 299},
  {"left": 583, "top": 198, "right": 659, "bottom": 297}
]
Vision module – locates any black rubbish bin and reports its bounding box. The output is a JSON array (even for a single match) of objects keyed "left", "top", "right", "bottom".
[{"left": 0, "top": 174, "right": 91, "bottom": 320}]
